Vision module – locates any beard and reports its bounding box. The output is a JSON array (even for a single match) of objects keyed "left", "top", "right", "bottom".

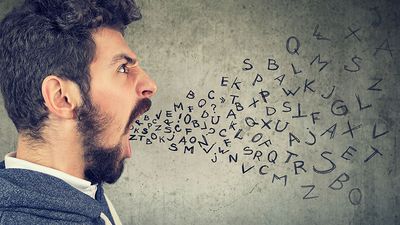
[{"left": 76, "top": 96, "right": 152, "bottom": 184}]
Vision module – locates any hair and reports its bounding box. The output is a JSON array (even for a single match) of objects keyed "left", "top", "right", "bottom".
[{"left": 0, "top": 0, "right": 142, "bottom": 140}]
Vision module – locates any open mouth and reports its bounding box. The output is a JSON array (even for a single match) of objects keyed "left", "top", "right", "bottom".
[
  {"left": 122, "top": 99, "right": 152, "bottom": 158},
  {"left": 124, "top": 98, "right": 152, "bottom": 134}
]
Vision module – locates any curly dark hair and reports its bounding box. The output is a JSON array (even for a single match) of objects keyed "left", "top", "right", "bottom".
[{"left": 0, "top": 0, "right": 141, "bottom": 140}]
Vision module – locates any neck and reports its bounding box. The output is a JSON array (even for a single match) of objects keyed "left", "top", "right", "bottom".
[{"left": 16, "top": 128, "right": 86, "bottom": 180}]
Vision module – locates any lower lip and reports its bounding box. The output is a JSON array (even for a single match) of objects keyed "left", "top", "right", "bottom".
[
  {"left": 124, "top": 133, "right": 132, "bottom": 158},
  {"left": 128, "top": 138, "right": 132, "bottom": 158}
]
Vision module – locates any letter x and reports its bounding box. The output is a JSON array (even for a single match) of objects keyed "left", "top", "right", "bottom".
[{"left": 345, "top": 27, "right": 361, "bottom": 42}]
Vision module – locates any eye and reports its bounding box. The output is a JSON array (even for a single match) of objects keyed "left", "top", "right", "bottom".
[{"left": 117, "top": 63, "right": 129, "bottom": 74}]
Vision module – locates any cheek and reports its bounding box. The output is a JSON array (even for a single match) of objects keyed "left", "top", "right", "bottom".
[
  {"left": 91, "top": 78, "right": 132, "bottom": 115},
  {"left": 91, "top": 90, "right": 134, "bottom": 143},
  {"left": 89, "top": 69, "right": 138, "bottom": 136},
  {"left": 99, "top": 96, "right": 131, "bottom": 125}
]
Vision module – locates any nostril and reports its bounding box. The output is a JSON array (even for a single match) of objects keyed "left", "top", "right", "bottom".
[{"left": 142, "top": 90, "right": 153, "bottom": 98}]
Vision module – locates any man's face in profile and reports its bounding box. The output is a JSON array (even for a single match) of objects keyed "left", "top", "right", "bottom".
[{"left": 77, "top": 27, "right": 157, "bottom": 184}]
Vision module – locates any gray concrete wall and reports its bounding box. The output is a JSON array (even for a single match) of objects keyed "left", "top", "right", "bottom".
[{"left": 1, "top": 0, "right": 399, "bottom": 224}]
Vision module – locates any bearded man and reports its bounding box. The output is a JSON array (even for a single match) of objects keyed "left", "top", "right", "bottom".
[{"left": 0, "top": 0, "right": 157, "bottom": 224}]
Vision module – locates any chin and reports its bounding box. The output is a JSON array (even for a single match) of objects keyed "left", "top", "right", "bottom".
[{"left": 83, "top": 143, "right": 126, "bottom": 184}]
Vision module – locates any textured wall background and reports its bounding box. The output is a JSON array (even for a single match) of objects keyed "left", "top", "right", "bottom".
[{"left": 0, "top": 0, "right": 399, "bottom": 225}]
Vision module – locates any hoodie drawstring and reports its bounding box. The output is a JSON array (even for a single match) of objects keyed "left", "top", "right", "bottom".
[
  {"left": 100, "top": 213, "right": 113, "bottom": 225},
  {"left": 101, "top": 194, "right": 122, "bottom": 225}
]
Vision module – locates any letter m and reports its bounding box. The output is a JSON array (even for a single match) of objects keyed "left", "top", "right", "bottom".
[
  {"left": 310, "top": 54, "right": 329, "bottom": 72},
  {"left": 272, "top": 174, "right": 288, "bottom": 186}
]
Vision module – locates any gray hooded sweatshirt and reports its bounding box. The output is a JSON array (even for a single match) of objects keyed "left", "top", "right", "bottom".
[{"left": 0, "top": 161, "right": 119, "bottom": 224}]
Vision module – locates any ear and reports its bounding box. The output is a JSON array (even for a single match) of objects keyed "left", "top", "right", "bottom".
[{"left": 41, "top": 75, "right": 82, "bottom": 119}]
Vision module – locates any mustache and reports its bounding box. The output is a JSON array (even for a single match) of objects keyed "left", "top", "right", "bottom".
[{"left": 124, "top": 98, "right": 152, "bottom": 133}]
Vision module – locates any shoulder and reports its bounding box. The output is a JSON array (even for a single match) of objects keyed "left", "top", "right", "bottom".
[
  {"left": 0, "top": 210, "right": 101, "bottom": 225},
  {"left": 0, "top": 210, "right": 56, "bottom": 224}
]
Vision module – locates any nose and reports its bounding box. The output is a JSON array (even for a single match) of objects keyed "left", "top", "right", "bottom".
[{"left": 136, "top": 68, "right": 157, "bottom": 99}]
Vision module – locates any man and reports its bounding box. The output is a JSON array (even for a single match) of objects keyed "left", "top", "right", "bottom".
[{"left": 0, "top": 0, "right": 157, "bottom": 224}]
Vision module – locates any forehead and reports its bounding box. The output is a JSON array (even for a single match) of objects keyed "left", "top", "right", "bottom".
[{"left": 91, "top": 27, "right": 136, "bottom": 63}]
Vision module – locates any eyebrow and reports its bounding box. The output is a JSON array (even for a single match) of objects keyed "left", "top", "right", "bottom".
[{"left": 110, "top": 53, "right": 137, "bottom": 66}]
